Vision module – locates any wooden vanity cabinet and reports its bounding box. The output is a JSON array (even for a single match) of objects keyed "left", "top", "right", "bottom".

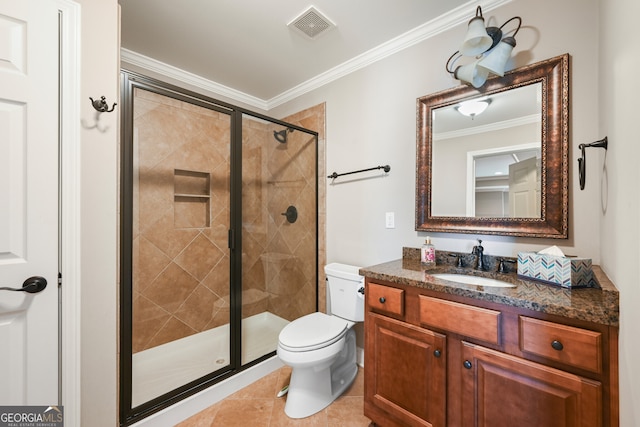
[
  {"left": 460, "top": 342, "right": 602, "bottom": 427},
  {"left": 365, "top": 282, "right": 446, "bottom": 426},
  {"left": 364, "top": 279, "right": 618, "bottom": 427},
  {"left": 366, "top": 312, "right": 446, "bottom": 427}
]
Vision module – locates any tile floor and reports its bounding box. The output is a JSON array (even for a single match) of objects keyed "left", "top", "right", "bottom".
[{"left": 176, "top": 366, "right": 372, "bottom": 427}]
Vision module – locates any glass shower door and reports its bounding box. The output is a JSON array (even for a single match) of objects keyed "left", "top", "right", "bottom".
[
  {"left": 240, "top": 114, "right": 318, "bottom": 365},
  {"left": 120, "top": 72, "right": 319, "bottom": 425},
  {"left": 128, "top": 86, "right": 233, "bottom": 407}
]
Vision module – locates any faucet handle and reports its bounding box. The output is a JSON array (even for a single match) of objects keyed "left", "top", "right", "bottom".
[
  {"left": 497, "top": 258, "right": 517, "bottom": 273},
  {"left": 471, "top": 239, "right": 484, "bottom": 255},
  {"left": 448, "top": 253, "right": 463, "bottom": 267}
]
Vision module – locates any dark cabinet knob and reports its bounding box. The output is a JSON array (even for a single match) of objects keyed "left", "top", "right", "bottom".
[
  {"left": 463, "top": 360, "right": 472, "bottom": 369},
  {"left": 434, "top": 350, "right": 442, "bottom": 358},
  {"left": 551, "top": 340, "right": 564, "bottom": 351},
  {"left": 379, "top": 297, "right": 386, "bottom": 303}
]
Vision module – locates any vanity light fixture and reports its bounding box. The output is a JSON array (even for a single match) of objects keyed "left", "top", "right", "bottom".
[
  {"left": 445, "top": 6, "right": 522, "bottom": 88},
  {"left": 455, "top": 98, "right": 491, "bottom": 119}
]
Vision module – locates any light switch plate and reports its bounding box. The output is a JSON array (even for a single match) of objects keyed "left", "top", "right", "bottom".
[{"left": 385, "top": 212, "right": 395, "bottom": 229}]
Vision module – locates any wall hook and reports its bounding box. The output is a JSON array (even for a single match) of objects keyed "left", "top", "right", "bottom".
[
  {"left": 578, "top": 136, "right": 608, "bottom": 190},
  {"left": 89, "top": 96, "right": 117, "bottom": 113}
]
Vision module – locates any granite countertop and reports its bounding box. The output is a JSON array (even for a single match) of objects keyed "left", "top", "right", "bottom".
[{"left": 359, "top": 248, "right": 619, "bottom": 327}]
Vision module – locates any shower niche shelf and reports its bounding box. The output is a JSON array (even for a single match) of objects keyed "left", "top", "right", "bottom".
[{"left": 173, "top": 169, "right": 211, "bottom": 228}]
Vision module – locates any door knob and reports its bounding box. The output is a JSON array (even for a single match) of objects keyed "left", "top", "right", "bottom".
[{"left": 0, "top": 276, "right": 48, "bottom": 294}]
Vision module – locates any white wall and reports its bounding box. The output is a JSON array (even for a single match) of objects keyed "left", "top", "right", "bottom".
[
  {"left": 77, "top": 1, "right": 119, "bottom": 426},
  {"left": 599, "top": 0, "right": 640, "bottom": 425},
  {"left": 271, "top": 0, "right": 640, "bottom": 422}
]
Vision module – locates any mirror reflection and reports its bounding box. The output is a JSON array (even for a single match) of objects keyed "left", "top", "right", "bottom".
[
  {"left": 415, "top": 53, "right": 569, "bottom": 238},
  {"left": 431, "top": 84, "right": 542, "bottom": 218}
]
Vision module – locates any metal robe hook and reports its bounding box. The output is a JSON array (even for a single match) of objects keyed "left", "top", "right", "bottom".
[
  {"left": 89, "top": 96, "right": 117, "bottom": 113},
  {"left": 578, "top": 136, "right": 608, "bottom": 190}
]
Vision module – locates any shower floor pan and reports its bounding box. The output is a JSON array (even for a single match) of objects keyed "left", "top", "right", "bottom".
[{"left": 132, "top": 311, "right": 290, "bottom": 407}]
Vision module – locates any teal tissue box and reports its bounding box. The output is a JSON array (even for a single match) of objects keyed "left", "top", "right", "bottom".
[{"left": 517, "top": 252, "right": 597, "bottom": 288}]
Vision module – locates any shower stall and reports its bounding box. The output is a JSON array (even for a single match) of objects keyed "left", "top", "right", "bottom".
[{"left": 119, "top": 72, "right": 318, "bottom": 425}]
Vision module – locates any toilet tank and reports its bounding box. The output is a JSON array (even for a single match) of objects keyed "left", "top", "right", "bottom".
[{"left": 324, "top": 263, "right": 365, "bottom": 322}]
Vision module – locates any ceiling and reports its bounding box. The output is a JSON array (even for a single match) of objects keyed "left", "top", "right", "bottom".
[{"left": 119, "top": 0, "right": 479, "bottom": 107}]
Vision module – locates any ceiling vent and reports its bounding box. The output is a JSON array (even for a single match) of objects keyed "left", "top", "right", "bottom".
[{"left": 288, "top": 6, "right": 336, "bottom": 40}]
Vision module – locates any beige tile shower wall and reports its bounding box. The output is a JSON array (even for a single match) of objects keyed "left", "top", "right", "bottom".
[
  {"left": 239, "top": 118, "right": 269, "bottom": 319},
  {"left": 241, "top": 114, "right": 319, "bottom": 322},
  {"left": 132, "top": 89, "right": 232, "bottom": 353},
  {"left": 280, "top": 104, "right": 327, "bottom": 315},
  {"left": 265, "top": 127, "right": 316, "bottom": 321},
  {"left": 131, "top": 93, "right": 326, "bottom": 352}
]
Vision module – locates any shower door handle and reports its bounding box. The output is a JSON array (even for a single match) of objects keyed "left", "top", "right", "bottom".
[
  {"left": 1, "top": 276, "right": 48, "bottom": 294},
  {"left": 281, "top": 206, "right": 298, "bottom": 223},
  {"left": 228, "top": 229, "right": 235, "bottom": 250}
]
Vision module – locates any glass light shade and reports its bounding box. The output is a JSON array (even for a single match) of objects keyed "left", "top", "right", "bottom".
[
  {"left": 460, "top": 16, "right": 493, "bottom": 56},
  {"left": 477, "top": 37, "right": 516, "bottom": 77},
  {"left": 454, "top": 60, "right": 490, "bottom": 88},
  {"left": 456, "top": 99, "right": 490, "bottom": 117}
]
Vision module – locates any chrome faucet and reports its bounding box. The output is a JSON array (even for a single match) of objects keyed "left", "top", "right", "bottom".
[{"left": 471, "top": 239, "right": 485, "bottom": 270}]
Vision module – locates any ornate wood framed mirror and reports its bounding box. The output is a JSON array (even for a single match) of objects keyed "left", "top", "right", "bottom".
[{"left": 416, "top": 54, "right": 569, "bottom": 238}]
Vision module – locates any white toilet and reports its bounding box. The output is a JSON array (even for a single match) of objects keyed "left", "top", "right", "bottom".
[{"left": 277, "top": 263, "right": 365, "bottom": 419}]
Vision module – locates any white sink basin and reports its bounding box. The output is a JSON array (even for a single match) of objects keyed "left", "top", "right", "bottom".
[{"left": 431, "top": 273, "right": 516, "bottom": 288}]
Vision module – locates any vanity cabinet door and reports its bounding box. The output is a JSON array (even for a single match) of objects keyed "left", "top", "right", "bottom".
[
  {"left": 461, "top": 342, "right": 602, "bottom": 427},
  {"left": 365, "top": 312, "right": 446, "bottom": 427}
]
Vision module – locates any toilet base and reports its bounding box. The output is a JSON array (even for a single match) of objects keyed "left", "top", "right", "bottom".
[{"left": 283, "top": 328, "right": 358, "bottom": 419}]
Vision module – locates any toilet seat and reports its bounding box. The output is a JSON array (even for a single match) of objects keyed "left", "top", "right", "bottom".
[{"left": 278, "top": 312, "right": 349, "bottom": 352}]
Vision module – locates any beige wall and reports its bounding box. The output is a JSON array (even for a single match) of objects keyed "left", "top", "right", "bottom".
[{"left": 599, "top": 0, "right": 640, "bottom": 425}]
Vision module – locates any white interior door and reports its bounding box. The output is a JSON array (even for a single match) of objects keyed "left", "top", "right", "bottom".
[
  {"left": 508, "top": 156, "right": 539, "bottom": 218},
  {"left": 0, "top": 0, "right": 60, "bottom": 405}
]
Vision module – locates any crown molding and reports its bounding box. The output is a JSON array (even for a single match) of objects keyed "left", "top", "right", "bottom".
[
  {"left": 120, "top": 49, "right": 269, "bottom": 110},
  {"left": 120, "top": 0, "right": 512, "bottom": 111},
  {"left": 268, "top": 0, "right": 512, "bottom": 109},
  {"left": 434, "top": 114, "right": 541, "bottom": 141}
]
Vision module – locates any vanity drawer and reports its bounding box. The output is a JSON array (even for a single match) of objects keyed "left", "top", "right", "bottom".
[
  {"left": 367, "top": 282, "right": 404, "bottom": 317},
  {"left": 519, "top": 316, "right": 602, "bottom": 373},
  {"left": 419, "top": 296, "right": 501, "bottom": 345}
]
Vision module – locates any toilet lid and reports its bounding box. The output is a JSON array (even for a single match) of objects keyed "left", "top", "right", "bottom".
[{"left": 279, "top": 312, "right": 348, "bottom": 351}]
